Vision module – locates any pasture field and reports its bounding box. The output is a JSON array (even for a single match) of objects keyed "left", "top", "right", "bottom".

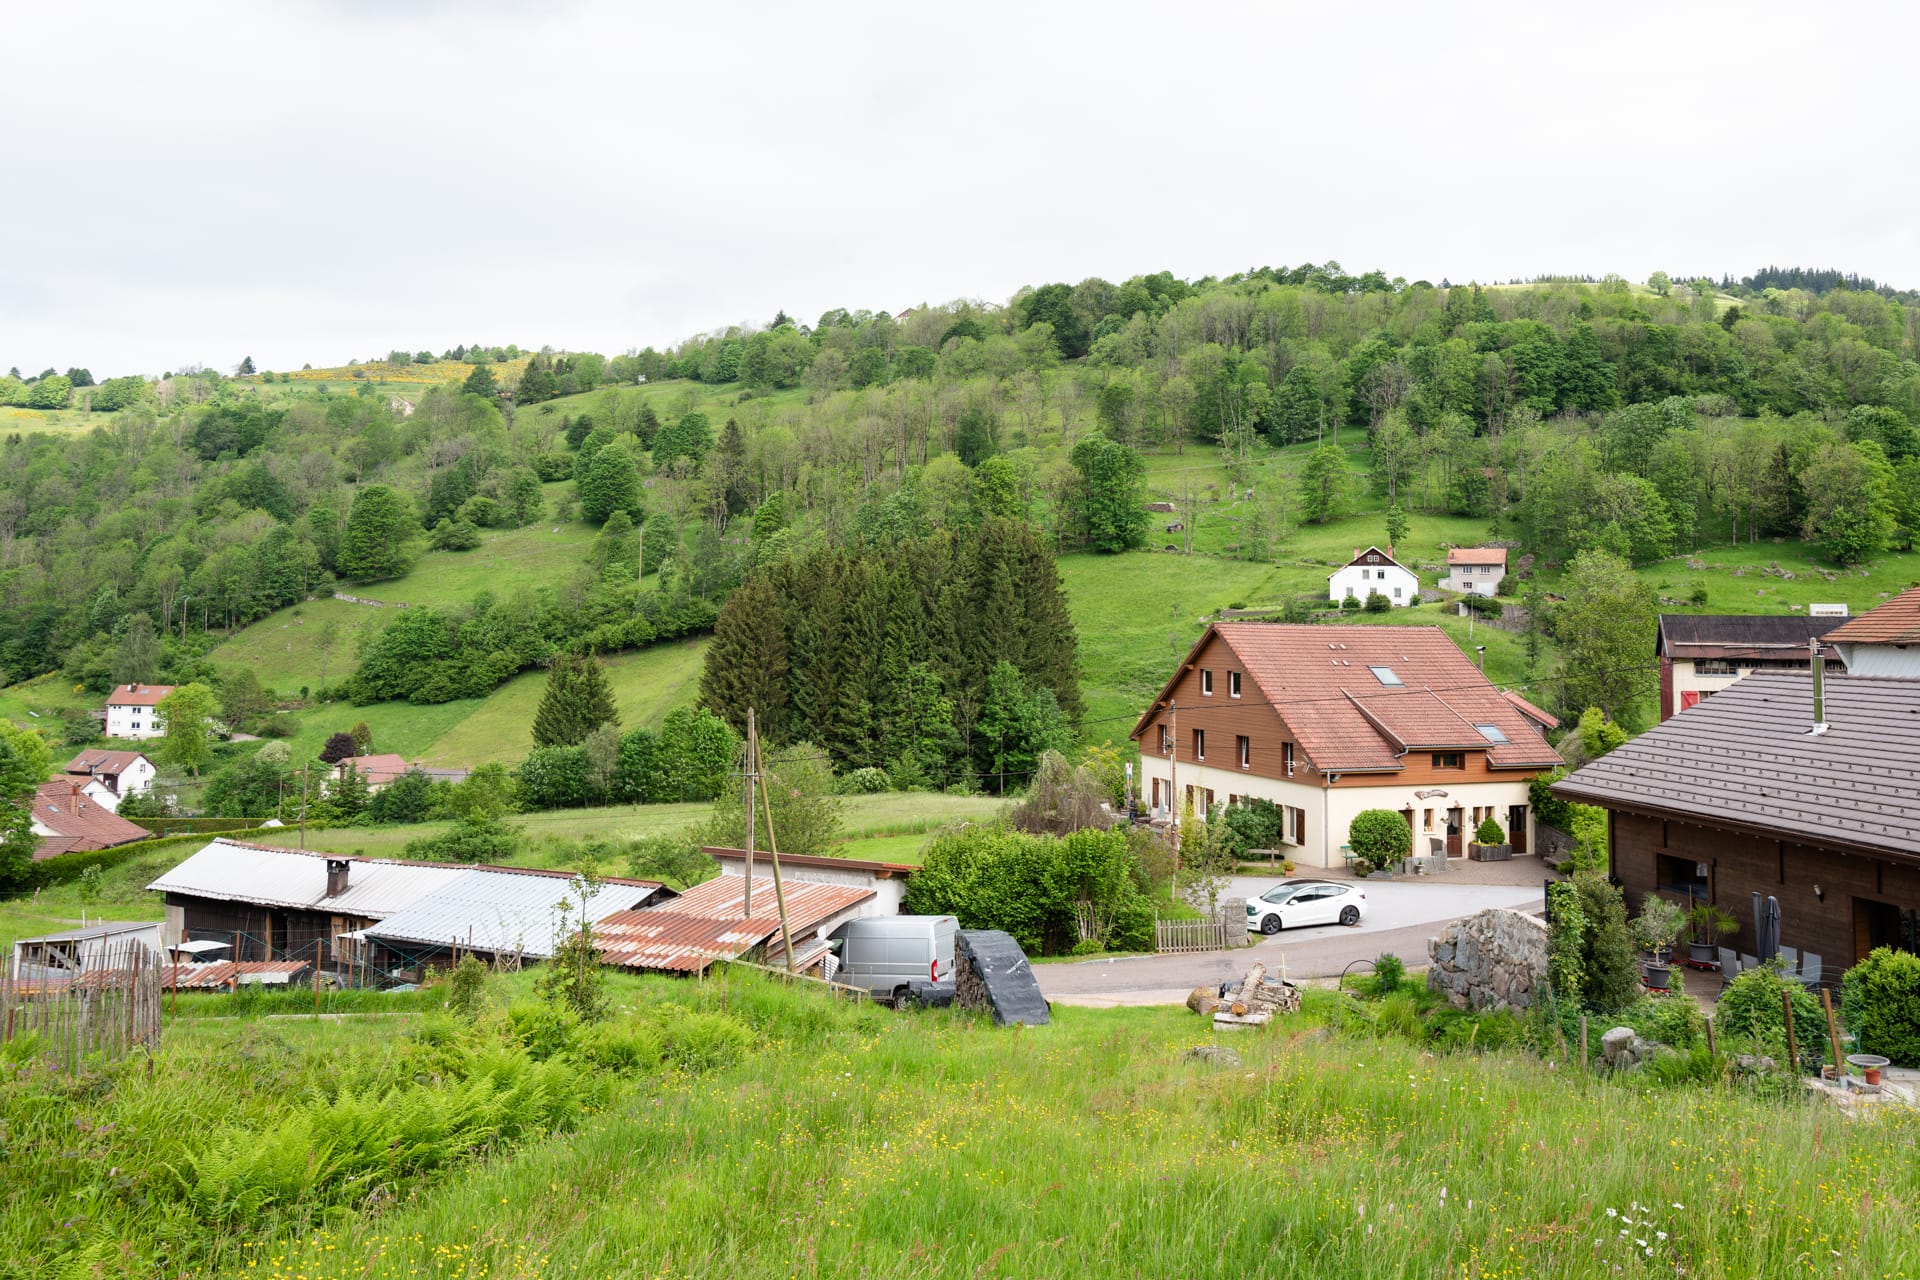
[
  {"left": 293, "top": 790, "right": 1004, "bottom": 862},
  {"left": 418, "top": 636, "right": 708, "bottom": 767},
  {"left": 351, "top": 520, "right": 602, "bottom": 609}
]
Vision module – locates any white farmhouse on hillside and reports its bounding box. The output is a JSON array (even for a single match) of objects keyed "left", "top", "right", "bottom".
[
  {"left": 103, "top": 684, "right": 175, "bottom": 740},
  {"left": 64, "top": 750, "right": 158, "bottom": 812},
  {"left": 1328, "top": 547, "right": 1417, "bottom": 607},
  {"left": 1441, "top": 547, "right": 1507, "bottom": 595}
]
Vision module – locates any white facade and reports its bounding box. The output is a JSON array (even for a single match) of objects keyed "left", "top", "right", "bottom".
[
  {"left": 1441, "top": 560, "right": 1505, "bottom": 595},
  {"left": 1832, "top": 644, "right": 1920, "bottom": 678},
  {"left": 67, "top": 755, "right": 157, "bottom": 811},
  {"left": 1136, "top": 754, "right": 1537, "bottom": 870},
  {"left": 103, "top": 688, "right": 172, "bottom": 740},
  {"left": 1329, "top": 550, "right": 1417, "bottom": 608}
]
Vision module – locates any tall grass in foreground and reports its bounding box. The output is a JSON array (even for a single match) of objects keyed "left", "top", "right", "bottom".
[{"left": 256, "top": 990, "right": 1920, "bottom": 1280}]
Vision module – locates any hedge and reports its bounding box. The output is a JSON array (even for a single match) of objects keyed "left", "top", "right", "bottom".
[{"left": 24, "top": 833, "right": 218, "bottom": 891}]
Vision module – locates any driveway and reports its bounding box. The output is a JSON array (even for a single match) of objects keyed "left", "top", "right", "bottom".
[{"left": 1036, "top": 874, "right": 1544, "bottom": 1003}]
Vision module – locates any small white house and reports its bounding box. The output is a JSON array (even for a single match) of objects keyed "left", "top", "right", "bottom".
[
  {"left": 103, "top": 684, "right": 175, "bottom": 740},
  {"left": 1329, "top": 547, "right": 1417, "bottom": 608},
  {"left": 1442, "top": 547, "right": 1508, "bottom": 596},
  {"left": 64, "top": 750, "right": 157, "bottom": 812}
]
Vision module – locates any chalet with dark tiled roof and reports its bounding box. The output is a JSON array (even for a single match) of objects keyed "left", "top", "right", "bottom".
[
  {"left": 1129, "top": 623, "right": 1560, "bottom": 868},
  {"left": 1656, "top": 613, "right": 1847, "bottom": 720},
  {"left": 1554, "top": 671, "right": 1920, "bottom": 966}
]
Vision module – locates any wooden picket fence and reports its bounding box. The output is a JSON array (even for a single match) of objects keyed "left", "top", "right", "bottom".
[
  {"left": 1155, "top": 919, "right": 1231, "bottom": 953},
  {"left": 0, "top": 939, "right": 163, "bottom": 1072}
]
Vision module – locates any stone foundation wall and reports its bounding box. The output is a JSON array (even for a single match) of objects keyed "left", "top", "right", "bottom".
[{"left": 1427, "top": 907, "right": 1548, "bottom": 1012}]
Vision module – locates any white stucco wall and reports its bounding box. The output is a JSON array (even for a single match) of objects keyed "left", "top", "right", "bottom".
[
  {"left": 1137, "top": 755, "right": 1537, "bottom": 869},
  {"left": 1329, "top": 563, "right": 1417, "bottom": 607},
  {"left": 1441, "top": 565, "right": 1502, "bottom": 595},
  {"left": 1834, "top": 644, "right": 1920, "bottom": 678},
  {"left": 104, "top": 705, "right": 165, "bottom": 740}
]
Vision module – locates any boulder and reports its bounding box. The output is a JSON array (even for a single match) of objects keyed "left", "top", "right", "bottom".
[{"left": 1184, "top": 1044, "right": 1242, "bottom": 1067}]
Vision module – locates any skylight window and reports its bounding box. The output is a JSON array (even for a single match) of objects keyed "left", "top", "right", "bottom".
[
  {"left": 1368, "top": 666, "right": 1403, "bottom": 687},
  {"left": 1475, "top": 724, "right": 1509, "bottom": 744}
]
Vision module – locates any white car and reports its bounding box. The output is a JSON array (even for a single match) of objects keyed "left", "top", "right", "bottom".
[{"left": 1246, "top": 881, "right": 1367, "bottom": 935}]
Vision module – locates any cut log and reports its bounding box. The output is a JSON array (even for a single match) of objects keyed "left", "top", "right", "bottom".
[{"left": 1186, "top": 988, "right": 1220, "bottom": 1015}]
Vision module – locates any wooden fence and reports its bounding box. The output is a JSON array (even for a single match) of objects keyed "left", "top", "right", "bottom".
[
  {"left": 0, "top": 939, "right": 163, "bottom": 1072},
  {"left": 1155, "top": 919, "right": 1232, "bottom": 953}
]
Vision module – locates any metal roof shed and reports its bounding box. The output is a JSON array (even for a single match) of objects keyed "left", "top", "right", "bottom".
[{"left": 361, "top": 868, "right": 667, "bottom": 960}]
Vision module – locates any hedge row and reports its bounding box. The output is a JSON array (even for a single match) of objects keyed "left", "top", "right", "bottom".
[{"left": 127, "top": 817, "right": 268, "bottom": 836}]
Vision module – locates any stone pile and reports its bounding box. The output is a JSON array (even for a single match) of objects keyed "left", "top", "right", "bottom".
[
  {"left": 1427, "top": 907, "right": 1548, "bottom": 1013},
  {"left": 1188, "top": 962, "right": 1301, "bottom": 1030}
]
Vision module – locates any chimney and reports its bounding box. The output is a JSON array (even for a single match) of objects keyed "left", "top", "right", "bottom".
[
  {"left": 325, "top": 858, "right": 351, "bottom": 898},
  {"left": 1808, "top": 637, "right": 1828, "bottom": 735}
]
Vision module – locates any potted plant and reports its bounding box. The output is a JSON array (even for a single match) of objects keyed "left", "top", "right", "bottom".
[
  {"left": 1468, "top": 816, "right": 1510, "bottom": 862},
  {"left": 1631, "top": 895, "right": 1688, "bottom": 989},
  {"left": 1280, "top": 858, "right": 1295, "bottom": 876},
  {"left": 1684, "top": 903, "right": 1737, "bottom": 966}
]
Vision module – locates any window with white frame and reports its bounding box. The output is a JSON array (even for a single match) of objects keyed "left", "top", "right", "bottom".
[
  {"left": 1201, "top": 669, "right": 1213, "bottom": 696},
  {"left": 1228, "top": 670, "right": 1242, "bottom": 698}
]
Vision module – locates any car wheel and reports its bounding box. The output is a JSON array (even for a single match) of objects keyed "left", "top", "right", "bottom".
[
  {"left": 1259, "top": 914, "right": 1282, "bottom": 935},
  {"left": 892, "top": 986, "right": 914, "bottom": 1008},
  {"left": 1339, "top": 905, "right": 1360, "bottom": 926}
]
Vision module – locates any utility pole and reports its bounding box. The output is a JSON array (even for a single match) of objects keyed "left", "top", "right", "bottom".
[
  {"left": 1167, "top": 699, "right": 1180, "bottom": 901},
  {"left": 299, "top": 765, "right": 309, "bottom": 850},
  {"left": 758, "top": 747, "right": 797, "bottom": 974},
  {"left": 743, "top": 708, "right": 756, "bottom": 917}
]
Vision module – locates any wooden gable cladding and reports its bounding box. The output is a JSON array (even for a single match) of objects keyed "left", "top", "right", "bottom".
[
  {"left": 1325, "top": 748, "right": 1503, "bottom": 787},
  {"left": 1133, "top": 630, "right": 1294, "bottom": 775}
]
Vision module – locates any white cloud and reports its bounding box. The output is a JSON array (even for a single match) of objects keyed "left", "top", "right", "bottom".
[{"left": 3, "top": 0, "right": 1913, "bottom": 375}]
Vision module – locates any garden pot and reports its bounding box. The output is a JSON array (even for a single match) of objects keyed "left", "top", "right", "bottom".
[
  {"left": 1688, "top": 941, "right": 1718, "bottom": 965},
  {"left": 1641, "top": 961, "right": 1671, "bottom": 991},
  {"left": 1850, "top": 1054, "right": 1889, "bottom": 1086}
]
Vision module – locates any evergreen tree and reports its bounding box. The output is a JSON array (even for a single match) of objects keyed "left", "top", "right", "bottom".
[
  {"left": 515, "top": 354, "right": 558, "bottom": 404},
  {"left": 463, "top": 364, "right": 499, "bottom": 401},
  {"left": 329, "top": 761, "right": 370, "bottom": 819},
  {"left": 111, "top": 613, "right": 160, "bottom": 686},
  {"left": 634, "top": 402, "right": 662, "bottom": 449},
  {"left": 564, "top": 413, "right": 594, "bottom": 450},
  {"left": 337, "top": 484, "right": 418, "bottom": 580},
  {"left": 532, "top": 650, "right": 621, "bottom": 747},
  {"left": 237, "top": 356, "right": 255, "bottom": 376},
  {"left": 1384, "top": 503, "right": 1410, "bottom": 552},
  {"left": 712, "top": 417, "right": 751, "bottom": 516},
  {"left": 1557, "top": 322, "right": 1617, "bottom": 412},
  {"left": 700, "top": 573, "right": 790, "bottom": 734}
]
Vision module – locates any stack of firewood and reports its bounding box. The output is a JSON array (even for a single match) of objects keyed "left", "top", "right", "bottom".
[{"left": 1185, "top": 962, "right": 1300, "bottom": 1030}]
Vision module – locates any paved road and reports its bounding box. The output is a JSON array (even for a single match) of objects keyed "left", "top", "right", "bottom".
[{"left": 1036, "top": 875, "right": 1543, "bottom": 1001}]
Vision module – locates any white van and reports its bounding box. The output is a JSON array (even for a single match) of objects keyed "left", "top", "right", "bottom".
[{"left": 828, "top": 915, "right": 958, "bottom": 1003}]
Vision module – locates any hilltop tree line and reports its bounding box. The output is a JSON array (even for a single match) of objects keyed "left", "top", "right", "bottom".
[{"left": 701, "top": 518, "right": 1080, "bottom": 792}]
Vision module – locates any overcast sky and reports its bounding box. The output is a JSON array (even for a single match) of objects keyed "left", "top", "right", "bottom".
[{"left": 4, "top": 1, "right": 1914, "bottom": 377}]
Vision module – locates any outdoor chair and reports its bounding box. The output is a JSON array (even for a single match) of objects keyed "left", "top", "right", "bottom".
[
  {"left": 1780, "top": 945, "right": 1800, "bottom": 973},
  {"left": 1717, "top": 948, "right": 1743, "bottom": 989},
  {"left": 1793, "top": 953, "right": 1822, "bottom": 987}
]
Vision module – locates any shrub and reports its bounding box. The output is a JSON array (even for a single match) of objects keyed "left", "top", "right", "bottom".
[
  {"left": 1473, "top": 817, "right": 1504, "bottom": 845},
  {"left": 404, "top": 816, "right": 519, "bottom": 864},
  {"left": 1373, "top": 952, "right": 1405, "bottom": 994},
  {"left": 905, "top": 822, "right": 1154, "bottom": 955},
  {"left": 1347, "top": 809, "right": 1411, "bottom": 866},
  {"left": 1339, "top": 596, "right": 1362, "bottom": 611},
  {"left": 661, "top": 1010, "right": 754, "bottom": 1070},
  {"left": 1363, "top": 591, "right": 1392, "bottom": 613},
  {"left": 1718, "top": 959, "right": 1824, "bottom": 1062},
  {"left": 1563, "top": 874, "right": 1640, "bottom": 1014},
  {"left": 445, "top": 955, "right": 489, "bottom": 1020},
  {"left": 1841, "top": 947, "right": 1920, "bottom": 1067},
  {"left": 835, "top": 766, "right": 891, "bottom": 796}
]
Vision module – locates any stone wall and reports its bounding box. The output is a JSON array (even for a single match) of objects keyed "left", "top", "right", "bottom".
[{"left": 1427, "top": 907, "right": 1548, "bottom": 1012}]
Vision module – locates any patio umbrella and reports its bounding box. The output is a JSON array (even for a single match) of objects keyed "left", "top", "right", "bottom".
[{"left": 1757, "top": 895, "right": 1781, "bottom": 964}]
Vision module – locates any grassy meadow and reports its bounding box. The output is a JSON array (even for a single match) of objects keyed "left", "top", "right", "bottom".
[{"left": 19, "top": 970, "right": 1908, "bottom": 1280}]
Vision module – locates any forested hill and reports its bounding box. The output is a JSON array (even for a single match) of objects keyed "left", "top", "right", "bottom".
[{"left": 3, "top": 262, "right": 1920, "bottom": 761}]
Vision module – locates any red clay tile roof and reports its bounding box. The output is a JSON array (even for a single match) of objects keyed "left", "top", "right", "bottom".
[
  {"left": 1823, "top": 586, "right": 1920, "bottom": 646},
  {"left": 336, "top": 754, "right": 411, "bottom": 785},
  {"left": 65, "top": 750, "right": 150, "bottom": 778},
  {"left": 105, "top": 684, "right": 175, "bottom": 707},
  {"left": 1446, "top": 547, "right": 1508, "bottom": 565},
  {"left": 31, "top": 781, "right": 149, "bottom": 853},
  {"left": 1132, "top": 623, "right": 1561, "bottom": 773}
]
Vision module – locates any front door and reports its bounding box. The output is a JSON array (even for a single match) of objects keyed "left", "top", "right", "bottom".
[
  {"left": 1508, "top": 804, "right": 1528, "bottom": 854},
  {"left": 1853, "top": 897, "right": 1919, "bottom": 964},
  {"left": 1445, "top": 808, "right": 1463, "bottom": 857}
]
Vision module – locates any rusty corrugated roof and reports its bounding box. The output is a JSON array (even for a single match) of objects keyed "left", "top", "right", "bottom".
[{"left": 594, "top": 910, "right": 776, "bottom": 972}]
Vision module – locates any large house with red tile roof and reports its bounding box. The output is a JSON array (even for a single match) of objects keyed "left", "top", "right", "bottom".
[
  {"left": 64, "top": 750, "right": 157, "bottom": 812},
  {"left": 30, "top": 780, "right": 150, "bottom": 860},
  {"left": 1441, "top": 546, "right": 1507, "bottom": 596},
  {"left": 1826, "top": 586, "right": 1920, "bottom": 678},
  {"left": 1130, "top": 623, "right": 1561, "bottom": 868},
  {"left": 103, "top": 684, "right": 175, "bottom": 740}
]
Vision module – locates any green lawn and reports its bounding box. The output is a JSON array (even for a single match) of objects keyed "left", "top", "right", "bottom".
[
  {"left": 352, "top": 520, "right": 601, "bottom": 608},
  {"left": 274, "top": 697, "right": 484, "bottom": 766},
  {"left": 293, "top": 791, "right": 1003, "bottom": 862},
  {"left": 206, "top": 596, "right": 388, "bottom": 694},
  {"left": 418, "top": 637, "right": 709, "bottom": 767}
]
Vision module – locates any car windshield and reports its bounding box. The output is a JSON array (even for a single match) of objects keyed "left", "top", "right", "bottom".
[{"left": 1260, "top": 884, "right": 1318, "bottom": 904}]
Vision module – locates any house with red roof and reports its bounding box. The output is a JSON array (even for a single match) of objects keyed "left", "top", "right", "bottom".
[
  {"left": 30, "top": 780, "right": 150, "bottom": 860},
  {"left": 1826, "top": 585, "right": 1920, "bottom": 678},
  {"left": 1328, "top": 546, "right": 1417, "bottom": 608},
  {"left": 1129, "top": 623, "right": 1561, "bottom": 868},
  {"left": 103, "top": 684, "right": 175, "bottom": 741},
  {"left": 1441, "top": 547, "right": 1508, "bottom": 596},
  {"left": 330, "top": 754, "right": 413, "bottom": 794},
  {"left": 64, "top": 749, "right": 158, "bottom": 812}
]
